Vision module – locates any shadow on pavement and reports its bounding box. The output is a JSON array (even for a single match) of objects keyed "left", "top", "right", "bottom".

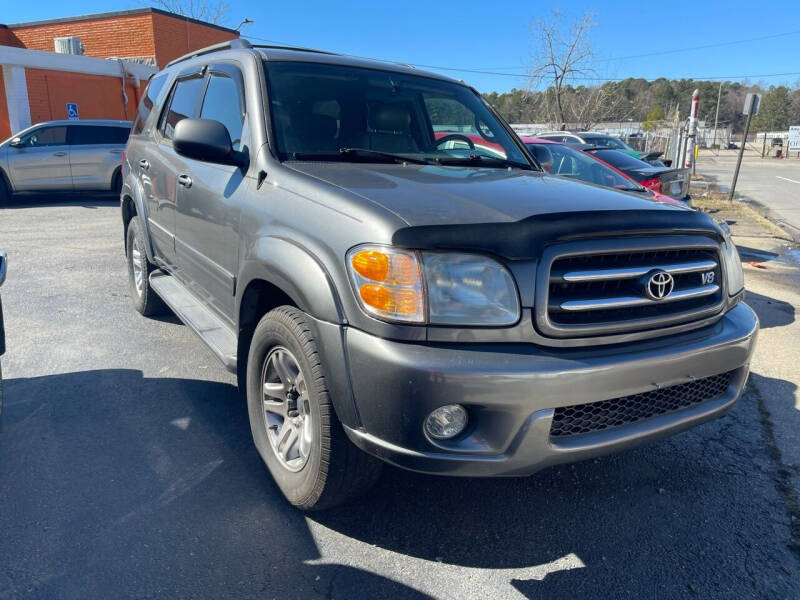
[
  {"left": 0, "top": 370, "right": 430, "bottom": 599},
  {"left": 745, "top": 290, "right": 795, "bottom": 329},
  {"left": 1, "top": 368, "right": 797, "bottom": 598},
  {"left": 0, "top": 193, "right": 118, "bottom": 210}
]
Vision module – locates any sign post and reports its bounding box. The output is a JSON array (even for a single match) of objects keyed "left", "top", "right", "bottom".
[
  {"left": 789, "top": 126, "right": 800, "bottom": 156},
  {"left": 728, "top": 94, "right": 760, "bottom": 201}
]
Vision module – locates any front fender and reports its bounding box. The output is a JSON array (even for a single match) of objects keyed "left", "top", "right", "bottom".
[
  {"left": 237, "top": 237, "right": 362, "bottom": 427},
  {"left": 237, "top": 236, "right": 345, "bottom": 325},
  {"left": 122, "top": 176, "right": 156, "bottom": 262}
]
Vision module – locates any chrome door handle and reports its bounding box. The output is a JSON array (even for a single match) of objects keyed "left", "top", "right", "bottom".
[
  {"left": 178, "top": 174, "right": 192, "bottom": 188},
  {"left": 110, "top": 149, "right": 123, "bottom": 154},
  {"left": 53, "top": 151, "right": 67, "bottom": 157},
  {"left": 139, "top": 159, "right": 150, "bottom": 170}
]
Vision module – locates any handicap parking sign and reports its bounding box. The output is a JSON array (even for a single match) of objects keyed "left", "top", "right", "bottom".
[{"left": 66, "top": 103, "right": 79, "bottom": 120}]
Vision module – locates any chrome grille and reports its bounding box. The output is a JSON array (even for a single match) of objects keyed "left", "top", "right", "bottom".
[
  {"left": 550, "top": 370, "right": 734, "bottom": 438},
  {"left": 538, "top": 241, "right": 725, "bottom": 338}
]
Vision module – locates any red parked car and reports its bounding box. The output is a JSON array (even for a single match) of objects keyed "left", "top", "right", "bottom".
[
  {"left": 433, "top": 132, "right": 684, "bottom": 206},
  {"left": 520, "top": 137, "right": 686, "bottom": 206}
]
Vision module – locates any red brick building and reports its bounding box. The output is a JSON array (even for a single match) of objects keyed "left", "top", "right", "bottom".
[{"left": 0, "top": 8, "right": 239, "bottom": 139}]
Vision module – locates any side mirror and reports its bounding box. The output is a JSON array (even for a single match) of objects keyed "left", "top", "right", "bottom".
[
  {"left": 173, "top": 119, "right": 245, "bottom": 167},
  {"left": 9, "top": 137, "right": 23, "bottom": 148}
]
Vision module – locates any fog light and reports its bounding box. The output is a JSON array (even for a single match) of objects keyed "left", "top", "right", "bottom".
[{"left": 425, "top": 405, "right": 468, "bottom": 440}]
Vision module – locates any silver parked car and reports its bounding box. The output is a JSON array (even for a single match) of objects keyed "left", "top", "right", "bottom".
[{"left": 0, "top": 120, "right": 131, "bottom": 203}]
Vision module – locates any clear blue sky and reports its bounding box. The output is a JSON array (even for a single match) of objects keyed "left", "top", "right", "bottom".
[{"left": 5, "top": 1, "right": 800, "bottom": 92}]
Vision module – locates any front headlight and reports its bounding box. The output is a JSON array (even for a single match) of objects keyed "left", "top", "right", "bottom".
[
  {"left": 423, "top": 252, "right": 519, "bottom": 325},
  {"left": 718, "top": 223, "right": 744, "bottom": 296},
  {"left": 347, "top": 245, "right": 520, "bottom": 326}
]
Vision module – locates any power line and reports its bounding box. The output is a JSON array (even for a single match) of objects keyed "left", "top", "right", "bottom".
[{"left": 595, "top": 29, "right": 800, "bottom": 62}]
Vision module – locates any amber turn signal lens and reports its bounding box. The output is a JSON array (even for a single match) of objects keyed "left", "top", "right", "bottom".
[
  {"left": 360, "top": 284, "right": 422, "bottom": 316},
  {"left": 351, "top": 250, "right": 390, "bottom": 282}
]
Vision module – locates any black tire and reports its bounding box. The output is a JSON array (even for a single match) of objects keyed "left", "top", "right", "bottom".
[
  {"left": 125, "top": 217, "right": 164, "bottom": 316},
  {"left": 112, "top": 170, "right": 122, "bottom": 196},
  {"left": 0, "top": 176, "right": 9, "bottom": 207},
  {"left": 246, "top": 306, "right": 382, "bottom": 510}
]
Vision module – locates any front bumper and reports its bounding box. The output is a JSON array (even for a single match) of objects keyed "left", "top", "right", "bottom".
[{"left": 343, "top": 302, "right": 758, "bottom": 476}]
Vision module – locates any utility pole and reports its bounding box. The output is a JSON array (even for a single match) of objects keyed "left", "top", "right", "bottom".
[
  {"left": 711, "top": 82, "right": 723, "bottom": 154},
  {"left": 729, "top": 94, "right": 758, "bottom": 201},
  {"left": 685, "top": 89, "right": 699, "bottom": 169}
]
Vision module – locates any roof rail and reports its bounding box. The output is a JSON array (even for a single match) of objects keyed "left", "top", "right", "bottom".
[
  {"left": 252, "top": 44, "right": 338, "bottom": 56},
  {"left": 166, "top": 38, "right": 252, "bottom": 68}
]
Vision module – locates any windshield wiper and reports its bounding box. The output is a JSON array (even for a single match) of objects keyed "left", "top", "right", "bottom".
[
  {"left": 434, "top": 154, "right": 532, "bottom": 170},
  {"left": 339, "top": 148, "right": 434, "bottom": 165}
]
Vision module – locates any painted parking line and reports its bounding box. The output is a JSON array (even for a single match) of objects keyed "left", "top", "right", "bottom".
[{"left": 776, "top": 175, "right": 800, "bottom": 185}]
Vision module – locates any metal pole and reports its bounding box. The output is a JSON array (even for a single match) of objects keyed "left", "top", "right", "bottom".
[
  {"left": 685, "top": 89, "right": 699, "bottom": 169},
  {"left": 711, "top": 82, "right": 722, "bottom": 154},
  {"left": 728, "top": 96, "right": 755, "bottom": 201}
]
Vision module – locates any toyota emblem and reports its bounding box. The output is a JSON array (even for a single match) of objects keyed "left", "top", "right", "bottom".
[{"left": 646, "top": 270, "right": 674, "bottom": 300}]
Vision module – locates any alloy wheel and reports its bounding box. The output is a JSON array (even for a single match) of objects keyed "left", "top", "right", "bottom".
[{"left": 261, "top": 346, "right": 313, "bottom": 472}]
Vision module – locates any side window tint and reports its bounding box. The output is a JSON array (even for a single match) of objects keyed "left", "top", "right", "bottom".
[
  {"left": 200, "top": 73, "right": 244, "bottom": 151},
  {"left": 160, "top": 76, "right": 205, "bottom": 141},
  {"left": 20, "top": 126, "right": 67, "bottom": 147},
  {"left": 132, "top": 74, "right": 168, "bottom": 135},
  {"left": 69, "top": 126, "right": 130, "bottom": 145}
]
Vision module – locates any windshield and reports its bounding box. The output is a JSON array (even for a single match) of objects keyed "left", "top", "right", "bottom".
[
  {"left": 527, "top": 143, "right": 642, "bottom": 191},
  {"left": 263, "top": 61, "right": 531, "bottom": 168}
]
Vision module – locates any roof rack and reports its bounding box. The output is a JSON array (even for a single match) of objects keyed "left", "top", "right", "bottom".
[
  {"left": 166, "top": 38, "right": 340, "bottom": 68},
  {"left": 252, "top": 44, "right": 338, "bottom": 57},
  {"left": 166, "top": 38, "right": 253, "bottom": 67}
]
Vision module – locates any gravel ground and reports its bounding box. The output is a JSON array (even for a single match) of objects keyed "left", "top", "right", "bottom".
[{"left": 0, "top": 195, "right": 798, "bottom": 599}]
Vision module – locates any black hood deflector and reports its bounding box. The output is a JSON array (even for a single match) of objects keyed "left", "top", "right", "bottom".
[{"left": 392, "top": 209, "right": 723, "bottom": 260}]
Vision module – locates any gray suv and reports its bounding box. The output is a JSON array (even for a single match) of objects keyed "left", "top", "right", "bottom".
[
  {"left": 121, "top": 40, "right": 758, "bottom": 510},
  {"left": 0, "top": 120, "right": 130, "bottom": 203}
]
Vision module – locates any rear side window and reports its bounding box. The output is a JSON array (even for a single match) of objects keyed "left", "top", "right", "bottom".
[
  {"left": 132, "top": 74, "right": 168, "bottom": 135},
  {"left": 69, "top": 126, "right": 130, "bottom": 145},
  {"left": 200, "top": 73, "right": 245, "bottom": 151},
  {"left": 159, "top": 75, "right": 205, "bottom": 141}
]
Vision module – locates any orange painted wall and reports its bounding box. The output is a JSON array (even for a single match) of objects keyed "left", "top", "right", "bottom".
[
  {"left": 25, "top": 68, "right": 144, "bottom": 124},
  {"left": 150, "top": 13, "right": 237, "bottom": 66},
  {"left": 10, "top": 14, "right": 156, "bottom": 61},
  {"left": 0, "top": 70, "right": 10, "bottom": 140}
]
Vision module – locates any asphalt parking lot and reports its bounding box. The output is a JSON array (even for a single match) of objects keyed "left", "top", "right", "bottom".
[{"left": 1, "top": 196, "right": 799, "bottom": 599}]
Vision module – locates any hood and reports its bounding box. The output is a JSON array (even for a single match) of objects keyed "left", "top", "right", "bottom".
[{"left": 288, "top": 162, "right": 685, "bottom": 227}]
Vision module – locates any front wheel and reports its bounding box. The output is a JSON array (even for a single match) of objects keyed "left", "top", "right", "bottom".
[{"left": 246, "top": 306, "right": 382, "bottom": 510}]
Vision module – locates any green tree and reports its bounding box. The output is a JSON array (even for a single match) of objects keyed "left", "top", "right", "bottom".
[
  {"left": 752, "top": 86, "right": 792, "bottom": 131},
  {"left": 642, "top": 106, "right": 665, "bottom": 130}
]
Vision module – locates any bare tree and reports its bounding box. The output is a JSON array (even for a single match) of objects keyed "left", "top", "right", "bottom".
[
  {"left": 151, "top": 0, "right": 229, "bottom": 25},
  {"left": 528, "top": 10, "right": 597, "bottom": 129}
]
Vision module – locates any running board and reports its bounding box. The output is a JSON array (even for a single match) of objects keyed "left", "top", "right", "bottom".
[{"left": 149, "top": 270, "right": 237, "bottom": 373}]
